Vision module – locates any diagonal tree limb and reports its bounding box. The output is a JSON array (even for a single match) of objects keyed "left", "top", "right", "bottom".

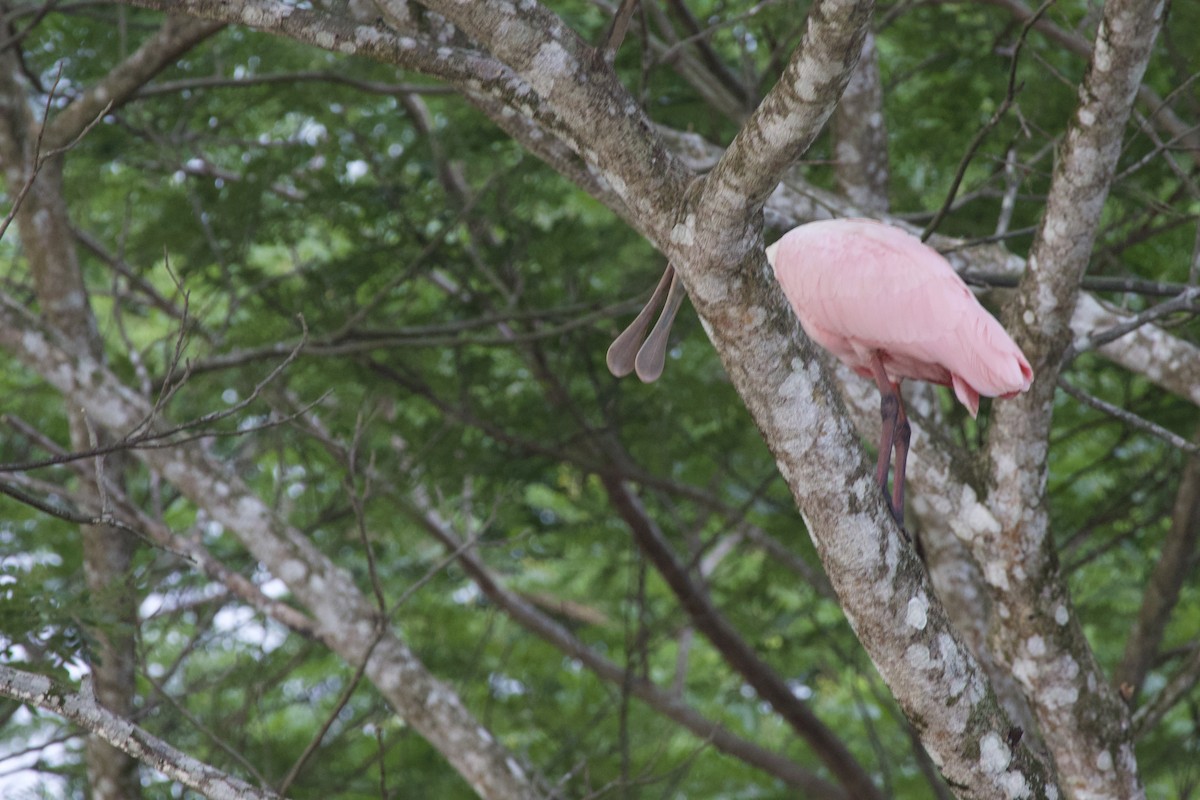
[
  {"left": 637, "top": 0, "right": 750, "bottom": 120},
  {"left": 695, "top": 0, "right": 873, "bottom": 227},
  {"left": 46, "top": 15, "right": 223, "bottom": 150},
  {"left": 0, "top": 665, "right": 283, "bottom": 800},
  {"left": 981, "top": 0, "right": 1166, "bottom": 795},
  {"left": 599, "top": 473, "right": 885, "bottom": 800},
  {"left": 401, "top": 482, "right": 851, "bottom": 798},
  {"left": 1071, "top": 293, "right": 1200, "bottom": 407},
  {"left": 0, "top": 294, "right": 554, "bottom": 800},
  {"left": 1132, "top": 642, "right": 1200, "bottom": 737},
  {"left": 1056, "top": 378, "right": 1199, "bottom": 455}
]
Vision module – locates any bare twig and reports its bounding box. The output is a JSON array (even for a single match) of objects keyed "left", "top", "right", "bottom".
[
  {"left": 995, "top": 145, "right": 1020, "bottom": 237},
  {"left": 0, "top": 0, "right": 62, "bottom": 55},
  {"left": 276, "top": 632, "right": 379, "bottom": 796},
  {"left": 601, "top": 0, "right": 640, "bottom": 62},
  {"left": 1065, "top": 286, "right": 1200, "bottom": 360},
  {"left": 145, "top": 669, "right": 273, "bottom": 787},
  {"left": 0, "top": 64, "right": 113, "bottom": 242},
  {"left": 958, "top": 270, "right": 1193, "bottom": 298},
  {"left": 1191, "top": 218, "right": 1200, "bottom": 285},
  {"left": 1056, "top": 378, "right": 1198, "bottom": 455},
  {"left": 922, "top": 0, "right": 1053, "bottom": 240},
  {"left": 1133, "top": 642, "right": 1200, "bottom": 735},
  {"left": 136, "top": 70, "right": 454, "bottom": 98}
]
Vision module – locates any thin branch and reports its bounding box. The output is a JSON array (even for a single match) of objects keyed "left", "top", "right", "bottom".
[
  {"left": 922, "top": 0, "right": 1052, "bottom": 240},
  {"left": 276, "top": 632, "right": 380, "bottom": 796},
  {"left": 600, "top": 0, "right": 640, "bottom": 62},
  {"left": 136, "top": 70, "right": 454, "bottom": 98},
  {"left": 173, "top": 302, "right": 639, "bottom": 378},
  {"left": 657, "top": 0, "right": 758, "bottom": 108},
  {"left": 995, "top": 145, "right": 1020, "bottom": 237},
  {"left": 0, "top": 419, "right": 319, "bottom": 638},
  {"left": 401, "top": 490, "right": 848, "bottom": 798},
  {"left": 1133, "top": 642, "right": 1200, "bottom": 736},
  {"left": 958, "top": 270, "right": 1194, "bottom": 298},
  {"left": 1056, "top": 378, "right": 1198, "bottom": 455},
  {"left": 0, "top": 666, "right": 284, "bottom": 800},
  {"left": 1115, "top": 429, "right": 1200, "bottom": 696},
  {"left": 0, "top": 0, "right": 62, "bottom": 55},
  {"left": 145, "top": 669, "right": 273, "bottom": 788},
  {"left": 599, "top": 474, "right": 885, "bottom": 800},
  {"left": 46, "top": 16, "right": 223, "bottom": 151},
  {"left": 72, "top": 226, "right": 198, "bottom": 327},
  {"left": 1064, "top": 286, "right": 1200, "bottom": 360},
  {"left": 0, "top": 63, "right": 67, "bottom": 243}
]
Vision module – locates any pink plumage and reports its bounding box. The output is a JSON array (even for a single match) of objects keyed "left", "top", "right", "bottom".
[
  {"left": 767, "top": 218, "right": 1032, "bottom": 418},
  {"left": 766, "top": 218, "right": 1033, "bottom": 529},
  {"left": 606, "top": 216, "right": 1032, "bottom": 530}
]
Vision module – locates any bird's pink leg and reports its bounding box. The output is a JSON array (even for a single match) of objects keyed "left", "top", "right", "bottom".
[
  {"left": 867, "top": 354, "right": 907, "bottom": 530},
  {"left": 891, "top": 395, "right": 911, "bottom": 530}
]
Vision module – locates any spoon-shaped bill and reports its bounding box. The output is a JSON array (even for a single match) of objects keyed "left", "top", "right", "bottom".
[
  {"left": 633, "top": 269, "right": 685, "bottom": 383},
  {"left": 606, "top": 266, "right": 675, "bottom": 378}
]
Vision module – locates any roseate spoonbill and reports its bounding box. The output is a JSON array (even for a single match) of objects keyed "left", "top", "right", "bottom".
[{"left": 607, "top": 218, "right": 1033, "bottom": 528}]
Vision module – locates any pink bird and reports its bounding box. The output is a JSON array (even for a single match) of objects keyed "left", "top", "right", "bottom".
[{"left": 608, "top": 217, "right": 1033, "bottom": 529}]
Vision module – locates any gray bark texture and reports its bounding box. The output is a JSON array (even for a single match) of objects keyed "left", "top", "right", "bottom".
[{"left": 0, "top": 0, "right": 1187, "bottom": 797}]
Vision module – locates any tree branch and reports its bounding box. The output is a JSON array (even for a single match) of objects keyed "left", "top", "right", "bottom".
[
  {"left": 599, "top": 473, "right": 884, "bottom": 800},
  {"left": 832, "top": 30, "right": 889, "bottom": 213},
  {"left": 0, "top": 293, "right": 552, "bottom": 800},
  {"left": 696, "top": 0, "right": 872, "bottom": 227},
  {"left": 0, "top": 666, "right": 282, "bottom": 800},
  {"left": 1115, "top": 429, "right": 1200, "bottom": 696},
  {"left": 402, "top": 485, "right": 849, "bottom": 798},
  {"left": 47, "top": 15, "right": 223, "bottom": 151},
  {"left": 981, "top": 0, "right": 1166, "bottom": 793}
]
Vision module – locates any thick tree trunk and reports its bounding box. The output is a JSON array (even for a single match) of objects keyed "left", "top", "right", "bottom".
[{"left": 983, "top": 0, "right": 1165, "bottom": 795}]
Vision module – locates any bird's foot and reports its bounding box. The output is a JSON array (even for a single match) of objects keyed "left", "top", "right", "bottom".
[
  {"left": 889, "top": 502, "right": 927, "bottom": 562},
  {"left": 883, "top": 496, "right": 915, "bottom": 547}
]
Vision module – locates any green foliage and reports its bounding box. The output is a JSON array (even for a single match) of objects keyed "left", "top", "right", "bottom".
[{"left": 0, "top": 1, "right": 1197, "bottom": 798}]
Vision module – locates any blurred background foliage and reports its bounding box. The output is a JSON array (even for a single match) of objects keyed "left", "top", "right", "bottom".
[{"left": 0, "top": 0, "right": 1198, "bottom": 797}]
